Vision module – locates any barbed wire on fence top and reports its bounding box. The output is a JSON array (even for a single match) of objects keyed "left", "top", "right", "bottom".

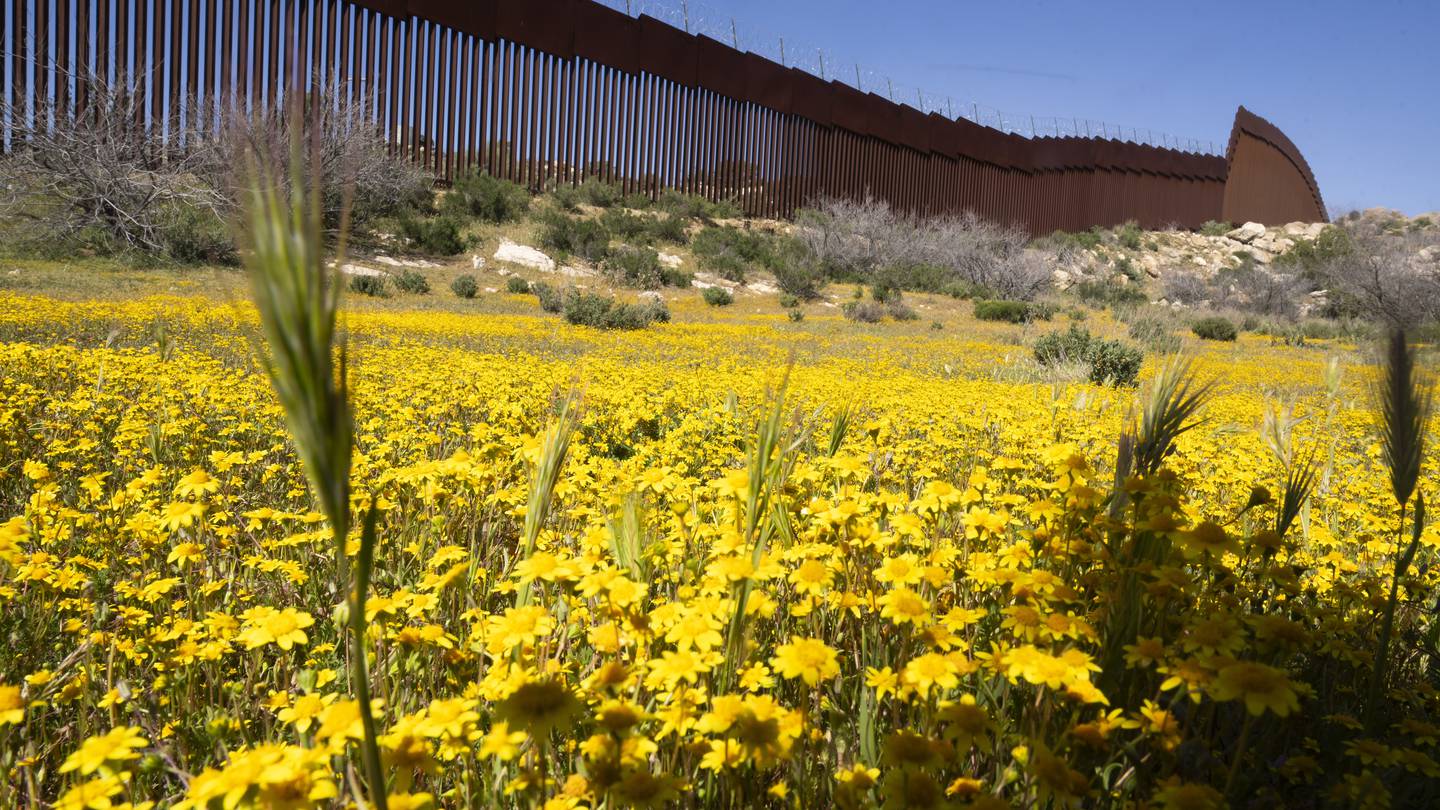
[{"left": 593, "top": 0, "right": 1222, "bottom": 155}]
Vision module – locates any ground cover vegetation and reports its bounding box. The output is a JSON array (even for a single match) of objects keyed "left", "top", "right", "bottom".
[{"left": 3, "top": 83, "right": 1440, "bottom": 810}]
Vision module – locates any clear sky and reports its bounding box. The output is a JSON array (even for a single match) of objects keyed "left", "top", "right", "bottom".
[{"left": 682, "top": 0, "right": 1439, "bottom": 217}]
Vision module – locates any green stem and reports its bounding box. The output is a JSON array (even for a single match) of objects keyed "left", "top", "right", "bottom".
[
  {"left": 1366, "top": 503, "right": 1407, "bottom": 733},
  {"left": 1224, "top": 712, "right": 1254, "bottom": 798},
  {"left": 349, "top": 504, "right": 389, "bottom": 810}
]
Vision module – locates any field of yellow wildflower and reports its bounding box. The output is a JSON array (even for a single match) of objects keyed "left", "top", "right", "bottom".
[{"left": 2, "top": 286, "right": 1438, "bottom": 809}]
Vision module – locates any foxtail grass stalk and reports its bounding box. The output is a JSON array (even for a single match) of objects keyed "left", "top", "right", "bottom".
[
  {"left": 516, "top": 397, "right": 579, "bottom": 609},
  {"left": 239, "top": 155, "right": 388, "bottom": 808},
  {"left": 1365, "top": 329, "right": 1432, "bottom": 733}
]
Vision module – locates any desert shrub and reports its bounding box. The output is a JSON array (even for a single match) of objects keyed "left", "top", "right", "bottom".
[
  {"left": 562, "top": 291, "right": 667, "bottom": 330},
  {"left": 778, "top": 293, "right": 799, "bottom": 309},
  {"left": 786, "top": 308, "right": 805, "bottom": 322},
  {"left": 973, "top": 300, "right": 1033, "bottom": 323},
  {"left": 1033, "top": 325, "right": 1142, "bottom": 386},
  {"left": 440, "top": 171, "right": 530, "bottom": 223},
  {"left": 647, "top": 215, "right": 688, "bottom": 246},
  {"left": 395, "top": 269, "right": 430, "bottom": 294},
  {"left": 702, "top": 287, "right": 734, "bottom": 307},
  {"left": 1127, "top": 315, "right": 1183, "bottom": 354},
  {"left": 1033, "top": 325, "right": 1097, "bottom": 365},
  {"left": 397, "top": 215, "right": 467, "bottom": 256},
  {"left": 691, "top": 225, "right": 777, "bottom": 282},
  {"left": 1115, "top": 220, "right": 1143, "bottom": 250},
  {"left": 656, "top": 190, "right": 738, "bottom": 222},
  {"left": 156, "top": 201, "right": 236, "bottom": 264},
  {"left": 600, "top": 208, "right": 650, "bottom": 242},
  {"left": 532, "top": 281, "right": 564, "bottom": 313},
  {"left": 1274, "top": 227, "right": 1354, "bottom": 276},
  {"left": 1160, "top": 271, "right": 1210, "bottom": 307},
  {"left": 794, "top": 199, "right": 1047, "bottom": 300},
  {"left": 1087, "top": 340, "right": 1143, "bottom": 386},
  {"left": 450, "top": 274, "right": 479, "bottom": 299},
  {"left": 1192, "top": 316, "right": 1238, "bottom": 341},
  {"left": 547, "top": 184, "right": 583, "bottom": 212},
  {"left": 603, "top": 245, "right": 662, "bottom": 289},
  {"left": 1114, "top": 256, "right": 1142, "bottom": 283},
  {"left": 941, "top": 280, "right": 988, "bottom": 300},
  {"left": 1032, "top": 228, "right": 1103, "bottom": 254},
  {"left": 1073, "top": 279, "right": 1148, "bottom": 308},
  {"left": 576, "top": 178, "right": 624, "bottom": 208},
  {"left": 886, "top": 300, "right": 919, "bottom": 321},
  {"left": 538, "top": 210, "right": 610, "bottom": 263},
  {"left": 1199, "top": 220, "right": 1232, "bottom": 237},
  {"left": 0, "top": 71, "right": 428, "bottom": 262},
  {"left": 843, "top": 301, "right": 887, "bottom": 323},
  {"left": 977, "top": 299, "right": 1054, "bottom": 323},
  {"left": 348, "top": 274, "right": 388, "bottom": 297},
  {"left": 506, "top": 276, "right": 532, "bottom": 294}
]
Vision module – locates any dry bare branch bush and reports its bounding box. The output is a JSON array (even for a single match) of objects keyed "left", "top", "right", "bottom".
[
  {"left": 0, "top": 65, "right": 431, "bottom": 263},
  {"left": 213, "top": 90, "right": 432, "bottom": 240},
  {"left": 1320, "top": 229, "right": 1440, "bottom": 329},
  {"left": 793, "top": 197, "right": 1048, "bottom": 299},
  {"left": 0, "top": 68, "right": 231, "bottom": 260}
]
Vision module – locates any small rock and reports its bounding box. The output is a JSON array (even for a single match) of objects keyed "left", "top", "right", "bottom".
[
  {"left": 471, "top": 255, "right": 486, "bottom": 270},
  {"left": 494, "top": 240, "right": 556, "bottom": 272},
  {"left": 657, "top": 252, "right": 684, "bottom": 269},
  {"left": 638, "top": 291, "right": 664, "bottom": 304},
  {"left": 746, "top": 280, "right": 779, "bottom": 295},
  {"left": 560, "top": 265, "right": 596, "bottom": 278},
  {"left": 338, "top": 264, "right": 387, "bottom": 278},
  {"left": 1226, "top": 222, "right": 1267, "bottom": 243}
]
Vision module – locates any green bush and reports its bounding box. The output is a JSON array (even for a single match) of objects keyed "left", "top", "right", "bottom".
[
  {"left": 1199, "top": 220, "right": 1232, "bottom": 237},
  {"left": 691, "top": 225, "right": 776, "bottom": 282},
  {"left": 395, "top": 269, "right": 430, "bottom": 294},
  {"left": 942, "top": 280, "right": 989, "bottom": 300},
  {"left": 656, "top": 189, "right": 740, "bottom": 221},
  {"left": 1033, "top": 325, "right": 1097, "bottom": 365},
  {"left": 349, "top": 274, "right": 388, "bottom": 297},
  {"left": 647, "top": 215, "right": 688, "bottom": 246},
  {"left": 398, "top": 215, "right": 467, "bottom": 256},
  {"left": 778, "top": 293, "right": 799, "bottom": 309},
  {"left": 576, "top": 178, "right": 624, "bottom": 208},
  {"left": 506, "top": 276, "right": 532, "bottom": 294},
  {"left": 532, "top": 281, "right": 564, "bottom": 313},
  {"left": 548, "top": 184, "right": 582, "bottom": 212},
  {"left": 1072, "top": 280, "right": 1148, "bottom": 308},
  {"left": 787, "top": 309, "right": 805, "bottom": 323},
  {"left": 603, "top": 245, "right": 687, "bottom": 289},
  {"left": 1087, "top": 340, "right": 1143, "bottom": 386},
  {"left": 973, "top": 300, "right": 1034, "bottom": 323},
  {"left": 600, "top": 208, "right": 650, "bottom": 242},
  {"left": 768, "top": 246, "right": 825, "bottom": 300},
  {"left": 157, "top": 202, "right": 237, "bottom": 265},
  {"left": 562, "top": 291, "right": 668, "bottom": 330},
  {"left": 537, "top": 210, "right": 610, "bottom": 263},
  {"left": 1032, "top": 325, "right": 1142, "bottom": 386},
  {"left": 450, "top": 274, "right": 479, "bottom": 299},
  {"left": 702, "top": 286, "right": 734, "bottom": 307},
  {"left": 1192, "top": 316, "right": 1238, "bottom": 341},
  {"left": 1273, "top": 226, "right": 1354, "bottom": 278},
  {"left": 441, "top": 171, "right": 531, "bottom": 223},
  {"left": 1115, "top": 220, "right": 1143, "bottom": 250}
]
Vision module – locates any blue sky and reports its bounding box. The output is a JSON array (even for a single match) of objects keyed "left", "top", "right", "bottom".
[{"left": 689, "top": 0, "right": 1440, "bottom": 216}]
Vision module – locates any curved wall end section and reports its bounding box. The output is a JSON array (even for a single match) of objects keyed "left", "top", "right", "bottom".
[{"left": 1221, "top": 107, "right": 1327, "bottom": 225}]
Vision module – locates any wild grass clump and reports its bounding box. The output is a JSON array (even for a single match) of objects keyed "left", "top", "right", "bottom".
[
  {"left": 974, "top": 299, "right": 1052, "bottom": 323},
  {"left": 506, "top": 276, "right": 532, "bottom": 294}
]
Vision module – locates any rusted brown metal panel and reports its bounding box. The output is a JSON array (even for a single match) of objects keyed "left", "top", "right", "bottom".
[
  {"left": 496, "top": 0, "right": 572, "bottom": 58},
  {"left": 695, "top": 34, "right": 746, "bottom": 102},
  {"left": 637, "top": 15, "right": 695, "bottom": 87}
]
